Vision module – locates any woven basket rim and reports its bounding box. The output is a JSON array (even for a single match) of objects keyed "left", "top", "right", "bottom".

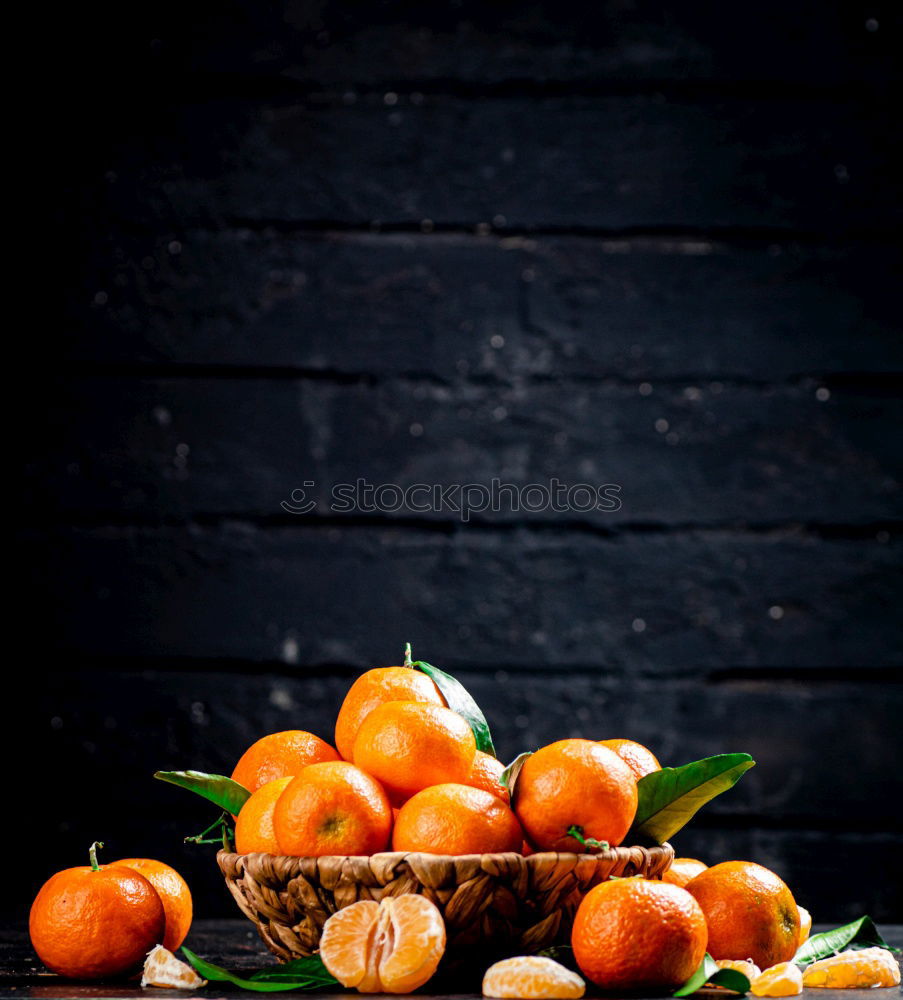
[{"left": 218, "top": 843, "right": 671, "bottom": 866}]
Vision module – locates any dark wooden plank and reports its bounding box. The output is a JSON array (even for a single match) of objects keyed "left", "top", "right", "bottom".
[
  {"left": 3, "top": 922, "right": 901, "bottom": 997},
  {"left": 19, "top": 526, "right": 901, "bottom": 669},
  {"left": 27, "top": 375, "right": 902, "bottom": 524},
  {"left": 64, "top": 232, "right": 903, "bottom": 378},
  {"left": 94, "top": 96, "right": 902, "bottom": 231},
  {"left": 11, "top": 670, "right": 903, "bottom": 925},
  {"left": 53, "top": 0, "right": 902, "bottom": 93}
]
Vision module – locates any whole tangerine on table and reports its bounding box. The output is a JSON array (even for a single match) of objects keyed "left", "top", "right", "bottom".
[
  {"left": 29, "top": 842, "right": 166, "bottom": 980},
  {"left": 662, "top": 857, "right": 709, "bottom": 888},
  {"left": 685, "top": 860, "right": 801, "bottom": 968},
  {"left": 597, "top": 737, "right": 662, "bottom": 779},
  {"left": 572, "top": 877, "right": 708, "bottom": 990},
  {"left": 351, "top": 700, "right": 476, "bottom": 806},
  {"left": 112, "top": 856, "right": 192, "bottom": 951},
  {"left": 392, "top": 783, "right": 523, "bottom": 855},
  {"left": 514, "top": 739, "right": 637, "bottom": 851},
  {"left": 234, "top": 775, "right": 294, "bottom": 854},
  {"left": 231, "top": 729, "right": 340, "bottom": 793},
  {"left": 273, "top": 760, "right": 392, "bottom": 856},
  {"left": 335, "top": 665, "right": 445, "bottom": 761}
]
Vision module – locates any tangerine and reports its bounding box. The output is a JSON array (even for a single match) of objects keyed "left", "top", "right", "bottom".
[
  {"left": 335, "top": 666, "right": 445, "bottom": 761},
  {"left": 483, "top": 956, "right": 586, "bottom": 999},
  {"left": 392, "top": 783, "right": 523, "bottom": 855},
  {"left": 685, "top": 861, "right": 800, "bottom": 969},
  {"left": 232, "top": 730, "right": 339, "bottom": 793},
  {"left": 598, "top": 738, "right": 662, "bottom": 779},
  {"left": 352, "top": 701, "right": 475, "bottom": 806},
  {"left": 234, "top": 776, "right": 294, "bottom": 854},
  {"left": 802, "top": 948, "right": 900, "bottom": 989},
  {"left": 273, "top": 761, "right": 392, "bottom": 856},
  {"left": 29, "top": 842, "right": 166, "bottom": 980},
  {"left": 467, "top": 750, "right": 510, "bottom": 803},
  {"left": 571, "top": 877, "right": 707, "bottom": 990},
  {"left": 751, "top": 962, "right": 803, "bottom": 997},
  {"left": 113, "top": 857, "right": 193, "bottom": 951},
  {"left": 319, "top": 894, "right": 446, "bottom": 993},
  {"left": 662, "top": 857, "right": 709, "bottom": 888},
  {"left": 514, "top": 739, "right": 637, "bottom": 851}
]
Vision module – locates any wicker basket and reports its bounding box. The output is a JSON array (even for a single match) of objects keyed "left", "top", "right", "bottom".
[{"left": 218, "top": 844, "right": 674, "bottom": 964}]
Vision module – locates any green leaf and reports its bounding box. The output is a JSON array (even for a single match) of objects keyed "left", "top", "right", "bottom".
[
  {"left": 674, "top": 954, "right": 750, "bottom": 996},
  {"left": 499, "top": 751, "right": 532, "bottom": 797},
  {"left": 413, "top": 660, "right": 496, "bottom": 756},
  {"left": 793, "top": 916, "right": 900, "bottom": 966},
  {"left": 155, "top": 770, "right": 251, "bottom": 815},
  {"left": 181, "top": 948, "right": 338, "bottom": 992},
  {"left": 627, "top": 753, "right": 755, "bottom": 844}
]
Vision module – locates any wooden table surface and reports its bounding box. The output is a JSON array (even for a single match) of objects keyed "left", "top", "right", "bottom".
[{"left": 1, "top": 921, "right": 900, "bottom": 1000}]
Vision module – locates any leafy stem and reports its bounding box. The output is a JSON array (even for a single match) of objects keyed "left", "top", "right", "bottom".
[
  {"left": 89, "top": 841, "right": 104, "bottom": 870},
  {"left": 567, "top": 825, "right": 609, "bottom": 851},
  {"left": 185, "top": 812, "right": 234, "bottom": 848}
]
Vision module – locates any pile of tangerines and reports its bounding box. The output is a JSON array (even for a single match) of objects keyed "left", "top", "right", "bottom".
[{"left": 28, "top": 657, "right": 901, "bottom": 998}]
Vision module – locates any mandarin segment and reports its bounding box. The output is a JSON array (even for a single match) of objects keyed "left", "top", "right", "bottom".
[
  {"left": 598, "top": 738, "right": 662, "bottom": 779},
  {"left": 352, "top": 700, "right": 476, "bottom": 805},
  {"left": 802, "top": 948, "right": 900, "bottom": 989},
  {"left": 319, "top": 895, "right": 446, "bottom": 994},
  {"left": 796, "top": 906, "right": 812, "bottom": 946},
  {"left": 273, "top": 761, "right": 392, "bottom": 857},
  {"left": 112, "top": 857, "right": 193, "bottom": 952},
  {"left": 234, "top": 776, "right": 294, "bottom": 855},
  {"left": 515, "top": 739, "right": 637, "bottom": 851},
  {"left": 335, "top": 666, "right": 445, "bottom": 761},
  {"left": 483, "top": 956, "right": 586, "bottom": 999},
  {"left": 750, "top": 962, "right": 804, "bottom": 997},
  {"left": 685, "top": 861, "right": 800, "bottom": 969},
  {"left": 715, "top": 959, "right": 762, "bottom": 980},
  {"left": 231, "top": 730, "right": 340, "bottom": 793},
  {"left": 141, "top": 945, "right": 206, "bottom": 989},
  {"left": 571, "top": 877, "right": 707, "bottom": 990},
  {"left": 392, "top": 783, "right": 523, "bottom": 855}
]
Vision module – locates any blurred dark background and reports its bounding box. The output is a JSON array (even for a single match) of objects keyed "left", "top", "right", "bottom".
[{"left": 12, "top": 1, "right": 902, "bottom": 923}]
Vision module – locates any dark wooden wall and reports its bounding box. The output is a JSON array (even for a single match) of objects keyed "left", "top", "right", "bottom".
[{"left": 14, "top": 1, "right": 902, "bottom": 923}]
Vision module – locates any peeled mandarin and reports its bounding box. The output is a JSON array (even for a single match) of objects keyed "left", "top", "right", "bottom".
[{"left": 802, "top": 948, "right": 900, "bottom": 989}]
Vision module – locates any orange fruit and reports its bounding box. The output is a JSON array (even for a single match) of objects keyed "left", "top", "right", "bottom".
[
  {"left": 29, "top": 843, "right": 166, "bottom": 979},
  {"left": 273, "top": 761, "right": 392, "bottom": 856},
  {"left": 392, "top": 784, "right": 523, "bottom": 855},
  {"left": 234, "top": 776, "right": 294, "bottom": 855},
  {"left": 232, "top": 730, "right": 340, "bottom": 793},
  {"left": 598, "top": 738, "right": 661, "bottom": 779},
  {"left": 335, "top": 666, "right": 445, "bottom": 761},
  {"left": 319, "top": 894, "right": 446, "bottom": 993},
  {"left": 797, "top": 905, "right": 812, "bottom": 944},
  {"left": 572, "top": 877, "right": 707, "bottom": 990},
  {"left": 662, "top": 857, "right": 709, "bottom": 888},
  {"left": 751, "top": 962, "right": 803, "bottom": 997},
  {"left": 467, "top": 750, "right": 510, "bottom": 803},
  {"left": 686, "top": 861, "right": 800, "bottom": 969},
  {"left": 483, "top": 955, "right": 586, "bottom": 998},
  {"left": 514, "top": 739, "right": 637, "bottom": 851},
  {"left": 352, "top": 700, "right": 476, "bottom": 806},
  {"left": 113, "top": 857, "right": 193, "bottom": 951},
  {"left": 802, "top": 947, "right": 900, "bottom": 989}
]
